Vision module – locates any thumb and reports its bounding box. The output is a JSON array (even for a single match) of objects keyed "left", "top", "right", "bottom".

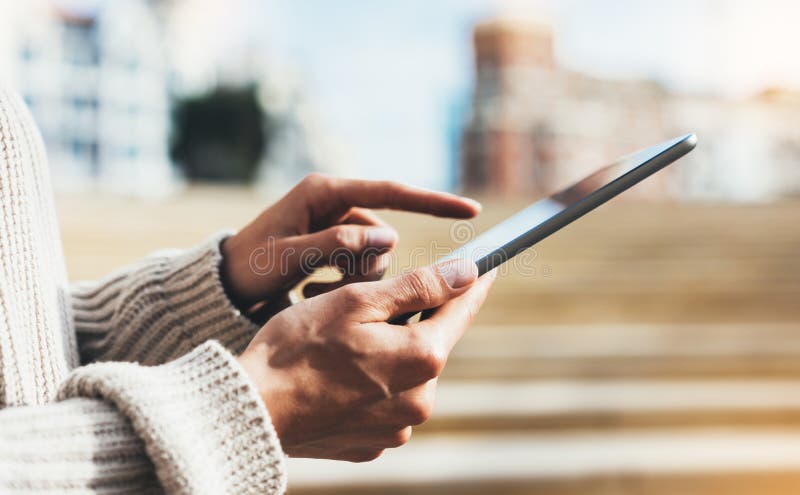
[{"left": 354, "top": 258, "right": 478, "bottom": 321}]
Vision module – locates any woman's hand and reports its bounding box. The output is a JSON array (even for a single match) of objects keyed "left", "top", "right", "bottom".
[
  {"left": 236, "top": 259, "right": 495, "bottom": 461},
  {"left": 221, "top": 173, "right": 481, "bottom": 318}
]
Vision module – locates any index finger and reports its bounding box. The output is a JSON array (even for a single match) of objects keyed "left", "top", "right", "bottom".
[{"left": 325, "top": 176, "right": 481, "bottom": 219}]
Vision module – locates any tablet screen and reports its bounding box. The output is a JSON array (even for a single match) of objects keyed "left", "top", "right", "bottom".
[{"left": 445, "top": 134, "right": 694, "bottom": 266}]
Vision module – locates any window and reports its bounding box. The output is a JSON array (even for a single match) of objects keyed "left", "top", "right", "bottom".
[
  {"left": 23, "top": 95, "right": 36, "bottom": 111},
  {"left": 20, "top": 43, "right": 35, "bottom": 61},
  {"left": 71, "top": 97, "right": 99, "bottom": 111}
]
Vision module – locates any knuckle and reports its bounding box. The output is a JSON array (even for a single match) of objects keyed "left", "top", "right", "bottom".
[
  {"left": 332, "top": 225, "right": 358, "bottom": 249},
  {"left": 337, "top": 285, "right": 364, "bottom": 308},
  {"left": 412, "top": 340, "right": 447, "bottom": 380},
  {"left": 345, "top": 450, "right": 384, "bottom": 463},
  {"left": 305, "top": 172, "right": 327, "bottom": 183},
  {"left": 301, "top": 172, "right": 329, "bottom": 189},
  {"left": 376, "top": 179, "right": 393, "bottom": 191},
  {"left": 386, "top": 427, "right": 413, "bottom": 448},
  {"left": 404, "top": 270, "right": 436, "bottom": 305},
  {"left": 402, "top": 398, "right": 434, "bottom": 425}
]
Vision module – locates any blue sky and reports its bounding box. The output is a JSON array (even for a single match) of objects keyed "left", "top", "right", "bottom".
[
  {"left": 232, "top": 0, "right": 799, "bottom": 189},
  {"left": 256, "top": 0, "right": 489, "bottom": 188}
]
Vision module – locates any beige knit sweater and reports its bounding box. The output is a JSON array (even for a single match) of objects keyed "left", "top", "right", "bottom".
[{"left": 0, "top": 87, "right": 287, "bottom": 493}]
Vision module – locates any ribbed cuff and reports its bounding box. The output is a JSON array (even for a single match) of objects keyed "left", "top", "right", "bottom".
[
  {"left": 72, "top": 232, "right": 261, "bottom": 365},
  {"left": 0, "top": 399, "right": 159, "bottom": 493},
  {"left": 160, "top": 232, "right": 261, "bottom": 355},
  {"left": 57, "top": 340, "right": 287, "bottom": 495}
]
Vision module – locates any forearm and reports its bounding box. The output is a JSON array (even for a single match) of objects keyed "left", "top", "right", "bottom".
[{"left": 72, "top": 233, "right": 259, "bottom": 365}]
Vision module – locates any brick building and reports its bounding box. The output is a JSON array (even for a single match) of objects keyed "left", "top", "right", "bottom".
[
  {"left": 461, "top": 18, "right": 800, "bottom": 201},
  {"left": 1, "top": 0, "right": 175, "bottom": 197}
]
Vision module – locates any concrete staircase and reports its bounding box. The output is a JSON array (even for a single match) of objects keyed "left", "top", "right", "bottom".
[
  {"left": 286, "top": 202, "right": 800, "bottom": 495},
  {"left": 289, "top": 432, "right": 800, "bottom": 495},
  {"left": 55, "top": 191, "right": 800, "bottom": 494},
  {"left": 287, "top": 324, "right": 800, "bottom": 494},
  {"left": 427, "top": 324, "right": 800, "bottom": 436}
]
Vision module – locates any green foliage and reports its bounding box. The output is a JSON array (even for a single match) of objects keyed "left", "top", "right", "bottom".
[{"left": 170, "top": 85, "right": 268, "bottom": 183}]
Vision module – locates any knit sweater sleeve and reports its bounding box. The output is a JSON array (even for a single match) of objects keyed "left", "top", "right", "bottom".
[
  {"left": 72, "top": 232, "right": 260, "bottom": 365},
  {"left": 0, "top": 340, "right": 287, "bottom": 495}
]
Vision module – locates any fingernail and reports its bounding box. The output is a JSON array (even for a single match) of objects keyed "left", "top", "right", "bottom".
[
  {"left": 437, "top": 259, "right": 478, "bottom": 289},
  {"left": 366, "top": 227, "right": 398, "bottom": 248}
]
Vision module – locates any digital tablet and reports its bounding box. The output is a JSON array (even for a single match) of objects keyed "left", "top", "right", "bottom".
[
  {"left": 444, "top": 133, "right": 697, "bottom": 275},
  {"left": 384, "top": 134, "right": 697, "bottom": 324}
]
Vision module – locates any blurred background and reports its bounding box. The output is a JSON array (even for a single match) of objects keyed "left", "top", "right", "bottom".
[{"left": 2, "top": 0, "right": 800, "bottom": 493}]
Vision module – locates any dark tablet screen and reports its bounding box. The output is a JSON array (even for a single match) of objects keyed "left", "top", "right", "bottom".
[{"left": 445, "top": 134, "right": 696, "bottom": 272}]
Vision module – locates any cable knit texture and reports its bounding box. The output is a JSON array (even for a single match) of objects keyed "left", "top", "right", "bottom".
[{"left": 0, "top": 85, "right": 286, "bottom": 494}]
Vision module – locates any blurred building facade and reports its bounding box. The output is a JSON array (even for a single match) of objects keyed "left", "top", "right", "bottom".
[
  {"left": 461, "top": 18, "right": 800, "bottom": 201},
  {"left": 0, "top": 0, "right": 342, "bottom": 197},
  {"left": 1, "top": 0, "right": 175, "bottom": 197}
]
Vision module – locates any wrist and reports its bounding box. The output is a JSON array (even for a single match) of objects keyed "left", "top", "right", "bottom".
[
  {"left": 236, "top": 344, "right": 267, "bottom": 399},
  {"left": 219, "top": 235, "right": 251, "bottom": 311},
  {"left": 236, "top": 343, "right": 286, "bottom": 437}
]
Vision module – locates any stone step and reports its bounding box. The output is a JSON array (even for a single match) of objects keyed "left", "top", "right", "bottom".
[
  {"left": 420, "top": 379, "right": 800, "bottom": 433},
  {"left": 287, "top": 429, "right": 800, "bottom": 495},
  {"left": 58, "top": 194, "right": 800, "bottom": 325},
  {"left": 472, "top": 282, "right": 800, "bottom": 325},
  {"left": 444, "top": 324, "right": 800, "bottom": 379},
  {"left": 386, "top": 202, "right": 800, "bottom": 326}
]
